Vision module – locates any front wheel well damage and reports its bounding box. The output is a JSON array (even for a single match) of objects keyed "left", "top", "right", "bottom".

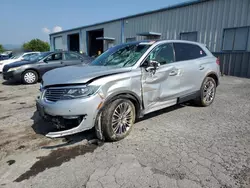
[
  {"left": 94, "top": 93, "right": 142, "bottom": 141},
  {"left": 104, "top": 93, "right": 141, "bottom": 119}
]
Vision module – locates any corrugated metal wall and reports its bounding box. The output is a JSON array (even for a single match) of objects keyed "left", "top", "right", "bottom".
[
  {"left": 123, "top": 0, "right": 250, "bottom": 52},
  {"left": 50, "top": 0, "right": 250, "bottom": 53},
  {"left": 213, "top": 52, "right": 250, "bottom": 78},
  {"left": 80, "top": 20, "right": 121, "bottom": 53},
  {"left": 51, "top": 30, "right": 81, "bottom": 51}
]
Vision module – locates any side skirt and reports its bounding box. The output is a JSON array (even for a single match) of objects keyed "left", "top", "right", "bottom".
[{"left": 177, "top": 91, "right": 200, "bottom": 104}]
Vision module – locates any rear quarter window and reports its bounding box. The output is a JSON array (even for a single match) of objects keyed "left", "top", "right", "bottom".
[{"left": 174, "top": 43, "right": 206, "bottom": 62}]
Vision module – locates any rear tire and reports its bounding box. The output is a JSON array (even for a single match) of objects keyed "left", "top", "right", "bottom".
[
  {"left": 98, "top": 99, "right": 136, "bottom": 142},
  {"left": 195, "top": 77, "right": 216, "bottom": 107},
  {"left": 22, "top": 70, "right": 38, "bottom": 84}
]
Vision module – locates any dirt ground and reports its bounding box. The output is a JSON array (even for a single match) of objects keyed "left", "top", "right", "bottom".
[{"left": 0, "top": 76, "right": 250, "bottom": 188}]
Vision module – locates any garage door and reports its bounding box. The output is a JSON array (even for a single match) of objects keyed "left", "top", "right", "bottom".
[{"left": 54, "top": 37, "right": 63, "bottom": 50}]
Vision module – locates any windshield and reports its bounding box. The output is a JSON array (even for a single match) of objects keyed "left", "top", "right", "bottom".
[
  {"left": 23, "top": 53, "right": 39, "bottom": 61},
  {"left": 91, "top": 43, "right": 151, "bottom": 67},
  {"left": 13, "top": 54, "right": 23, "bottom": 59},
  {"left": 29, "top": 52, "right": 51, "bottom": 61}
]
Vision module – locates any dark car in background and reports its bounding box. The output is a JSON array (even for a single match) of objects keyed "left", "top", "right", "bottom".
[
  {"left": 0, "top": 51, "right": 13, "bottom": 61},
  {"left": 0, "top": 55, "right": 9, "bottom": 61},
  {"left": 2, "top": 51, "right": 94, "bottom": 84}
]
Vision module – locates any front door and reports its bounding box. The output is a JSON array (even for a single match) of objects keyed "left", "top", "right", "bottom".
[
  {"left": 38, "top": 52, "right": 63, "bottom": 75},
  {"left": 141, "top": 43, "right": 182, "bottom": 114}
]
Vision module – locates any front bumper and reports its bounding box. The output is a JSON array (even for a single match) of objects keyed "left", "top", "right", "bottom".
[
  {"left": 2, "top": 71, "right": 22, "bottom": 81},
  {"left": 36, "top": 93, "right": 103, "bottom": 138}
]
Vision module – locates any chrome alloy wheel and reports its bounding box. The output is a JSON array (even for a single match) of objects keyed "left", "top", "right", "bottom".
[
  {"left": 24, "top": 72, "right": 36, "bottom": 84},
  {"left": 203, "top": 80, "right": 215, "bottom": 104},
  {"left": 111, "top": 102, "right": 133, "bottom": 135}
]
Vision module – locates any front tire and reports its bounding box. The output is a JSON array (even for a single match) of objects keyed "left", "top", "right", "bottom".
[
  {"left": 22, "top": 70, "right": 38, "bottom": 84},
  {"left": 196, "top": 77, "right": 216, "bottom": 107},
  {"left": 99, "top": 99, "right": 136, "bottom": 142}
]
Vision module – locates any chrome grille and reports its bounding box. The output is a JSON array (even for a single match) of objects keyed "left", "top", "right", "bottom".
[{"left": 44, "top": 88, "right": 67, "bottom": 102}]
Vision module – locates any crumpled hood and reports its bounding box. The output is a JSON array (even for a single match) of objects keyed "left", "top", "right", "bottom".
[{"left": 42, "top": 64, "right": 132, "bottom": 87}]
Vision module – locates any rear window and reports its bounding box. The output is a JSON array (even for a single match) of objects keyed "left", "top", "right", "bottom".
[{"left": 174, "top": 43, "right": 206, "bottom": 62}]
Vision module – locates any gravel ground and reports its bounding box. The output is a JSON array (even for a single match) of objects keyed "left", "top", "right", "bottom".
[{"left": 0, "top": 76, "right": 250, "bottom": 188}]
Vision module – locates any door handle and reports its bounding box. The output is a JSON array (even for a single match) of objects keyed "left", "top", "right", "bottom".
[
  {"left": 199, "top": 65, "right": 205, "bottom": 70},
  {"left": 169, "top": 70, "right": 178, "bottom": 76}
]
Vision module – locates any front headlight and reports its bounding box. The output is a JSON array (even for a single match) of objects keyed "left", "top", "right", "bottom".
[
  {"left": 62, "top": 86, "right": 100, "bottom": 99},
  {"left": 39, "top": 83, "right": 43, "bottom": 92},
  {"left": 7, "top": 67, "right": 21, "bottom": 72}
]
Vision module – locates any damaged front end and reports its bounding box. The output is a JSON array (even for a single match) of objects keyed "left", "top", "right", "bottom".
[
  {"left": 45, "top": 114, "right": 86, "bottom": 136},
  {"left": 36, "top": 83, "right": 104, "bottom": 138},
  {"left": 36, "top": 101, "right": 91, "bottom": 138}
]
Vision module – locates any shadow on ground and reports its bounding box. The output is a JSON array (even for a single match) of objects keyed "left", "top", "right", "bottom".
[{"left": 2, "top": 80, "right": 22, "bottom": 86}]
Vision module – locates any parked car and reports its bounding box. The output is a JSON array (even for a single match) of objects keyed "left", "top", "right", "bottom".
[
  {"left": 0, "top": 55, "right": 9, "bottom": 61},
  {"left": 37, "top": 40, "right": 220, "bottom": 141},
  {"left": 0, "top": 51, "right": 13, "bottom": 58},
  {"left": 0, "top": 52, "right": 40, "bottom": 73},
  {"left": 2, "top": 51, "right": 93, "bottom": 84}
]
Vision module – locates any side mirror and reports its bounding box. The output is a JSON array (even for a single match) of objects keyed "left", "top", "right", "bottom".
[
  {"left": 145, "top": 60, "right": 160, "bottom": 72},
  {"left": 43, "top": 59, "right": 48, "bottom": 63}
]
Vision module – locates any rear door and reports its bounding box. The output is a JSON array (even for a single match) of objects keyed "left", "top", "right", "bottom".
[
  {"left": 62, "top": 52, "right": 84, "bottom": 66},
  {"left": 173, "top": 42, "right": 207, "bottom": 95},
  {"left": 38, "top": 52, "right": 63, "bottom": 75}
]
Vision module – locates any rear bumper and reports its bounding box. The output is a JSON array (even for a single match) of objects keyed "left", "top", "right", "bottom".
[{"left": 2, "top": 71, "right": 22, "bottom": 81}]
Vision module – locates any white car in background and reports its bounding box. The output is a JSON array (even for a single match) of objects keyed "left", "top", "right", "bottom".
[{"left": 0, "top": 52, "right": 40, "bottom": 73}]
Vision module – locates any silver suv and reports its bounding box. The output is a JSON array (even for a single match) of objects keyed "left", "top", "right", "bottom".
[{"left": 37, "top": 40, "right": 220, "bottom": 141}]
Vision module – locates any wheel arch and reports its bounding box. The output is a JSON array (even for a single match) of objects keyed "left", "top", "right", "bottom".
[
  {"left": 94, "top": 91, "right": 142, "bottom": 141},
  {"left": 22, "top": 68, "right": 40, "bottom": 79},
  {"left": 102, "top": 91, "right": 143, "bottom": 119},
  {"left": 205, "top": 72, "right": 219, "bottom": 87}
]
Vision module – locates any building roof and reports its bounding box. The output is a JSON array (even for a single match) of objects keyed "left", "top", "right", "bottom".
[{"left": 50, "top": 0, "right": 210, "bottom": 36}]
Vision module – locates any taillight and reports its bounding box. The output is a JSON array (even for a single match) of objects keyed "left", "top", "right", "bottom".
[{"left": 216, "top": 57, "right": 220, "bottom": 65}]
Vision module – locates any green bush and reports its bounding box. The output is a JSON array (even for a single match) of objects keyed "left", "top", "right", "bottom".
[{"left": 23, "top": 39, "right": 50, "bottom": 52}]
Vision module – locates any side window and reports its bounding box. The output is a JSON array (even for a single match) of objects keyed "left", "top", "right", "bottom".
[
  {"left": 65, "top": 53, "right": 82, "bottom": 60},
  {"left": 173, "top": 43, "right": 206, "bottom": 62},
  {"left": 22, "top": 53, "right": 37, "bottom": 60},
  {"left": 45, "top": 53, "right": 62, "bottom": 62},
  {"left": 147, "top": 43, "right": 174, "bottom": 65}
]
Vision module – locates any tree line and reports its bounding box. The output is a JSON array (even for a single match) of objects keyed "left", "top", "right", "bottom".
[{"left": 0, "top": 39, "right": 50, "bottom": 53}]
